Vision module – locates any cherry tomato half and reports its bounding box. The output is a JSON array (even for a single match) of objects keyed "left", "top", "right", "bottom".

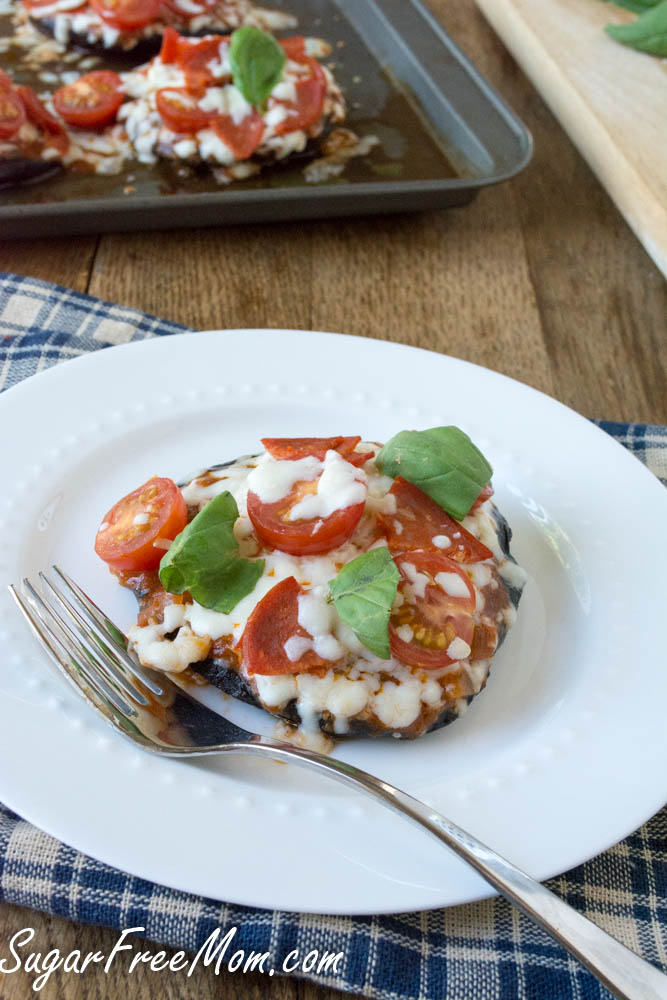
[
  {"left": 94, "top": 476, "right": 187, "bottom": 572},
  {"left": 212, "top": 110, "right": 264, "bottom": 159},
  {"left": 0, "top": 88, "right": 26, "bottom": 140},
  {"left": 273, "top": 58, "right": 326, "bottom": 135},
  {"left": 16, "top": 86, "right": 69, "bottom": 153},
  {"left": 247, "top": 472, "right": 366, "bottom": 557},
  {"left": 242, "top": 576, "right": 333, "bottom": 676},
  {"left": 261, "top": 436, "right": 368, "bottom": 468},
  {"left": 389, "top": 550, "right": 475, "bottom": 670},
  {"left": 379, "top": 477, "right": 493, "bottom": 564},
  {"left": 89, "top": 0, "right": 161, "bottom": 30},
  {"left": 53, "top": 71, "right": 123, "bottom": 129},
  {"left": 155, "top": 88, "right": 210, "bottom": 133}
]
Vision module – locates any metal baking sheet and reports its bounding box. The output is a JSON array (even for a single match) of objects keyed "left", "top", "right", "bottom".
[{"left": 0, "top": 0, "right": 533, "bottom": 237}]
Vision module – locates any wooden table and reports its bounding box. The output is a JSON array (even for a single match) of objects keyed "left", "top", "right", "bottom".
[{"left": 1, "top": 1, "right": 665, "bottom": 997}]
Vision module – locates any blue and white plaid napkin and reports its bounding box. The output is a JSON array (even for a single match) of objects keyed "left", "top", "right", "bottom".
[{"left": 1, "top": 272, "right": 666, "bottom": 1000}]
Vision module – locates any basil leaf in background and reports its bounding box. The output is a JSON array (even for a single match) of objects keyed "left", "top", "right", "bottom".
[
  {"left": 329, "top": 548, "right": 400, "bottom": 660},
  {"left": 605, "top": 0, "right": 667, "bottom": 53},
  {"left": 159, "top": 491, "right": 264, "bottom": 613},
  {"left": 602, "top": 0, "right": 659, "bottom": 13},
  {"left": 229, "top": 26, "right": 286, "bottom": 110},
  {"left": 375, "top": 426, "right": 493, "bottom": 521}
]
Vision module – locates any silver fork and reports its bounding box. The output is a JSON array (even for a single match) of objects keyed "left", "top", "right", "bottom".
[{"left": 8, "top": 567, "right": 667, "bottom": 1000}]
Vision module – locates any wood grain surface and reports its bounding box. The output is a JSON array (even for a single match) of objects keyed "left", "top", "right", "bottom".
[
  {"left": 476, "top": 0, "right": 667, "bottom": 279},
  {"left": 0, "top": 1, "right": 666, "bottom": 998}
]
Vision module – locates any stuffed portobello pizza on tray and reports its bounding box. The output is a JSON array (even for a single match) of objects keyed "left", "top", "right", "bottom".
[
  {"left": 17, "top": 0, "right": 295, "bottom": 55},
  {"left": 94, "top": 428, "right": 526, "bottom": 744},
  {"left": 0, "top": 25, "right": 358, "bottom": 186}
]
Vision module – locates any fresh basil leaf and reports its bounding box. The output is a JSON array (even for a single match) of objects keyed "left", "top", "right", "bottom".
[
  {"left": 229, "top": 26, "right": 286, "bottom": 110},
  {"left": 602, "top": 0, "right": 660, "bottom": 13},
  {"left": 375, "top": 426, "right": 492, "bottom": 521},
  {"left": 159, "top": 491, "right": 264, "bottom": 614},
  {"left": 329, "top": 548, "right": 400, "bottom": 660},
  {"left": 605, "top": 0, "right": 667, "bottom": 53}
]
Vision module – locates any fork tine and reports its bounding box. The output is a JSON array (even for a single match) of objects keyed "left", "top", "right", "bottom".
[
  {"left": 9, "top": 584, "right": 134, "bottom": 717},
  {"left": 52, "top": 565, "right": 163, "bottom": 696},
  {"left": 39, "top": 571, "right": 149, "bottom": 707},
  {"left": 22, "top": 580, "right": 137, "bottom": 717}
]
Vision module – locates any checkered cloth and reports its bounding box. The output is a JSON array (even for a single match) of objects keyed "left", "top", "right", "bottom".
[{"left": 0, "top": 272, "right": 666, "bottom": 1000}]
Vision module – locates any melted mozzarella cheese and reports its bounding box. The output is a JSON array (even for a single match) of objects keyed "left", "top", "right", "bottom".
[
  {"left": 272, "top": 80, "right": 297, "bottom": 102},
  {"left": 401, "top": 562, "right": 428, "bottom": 599},
  {"left": 206, "top": 48, "right": 232, "bottom": 79},
  {"left": 289, "top": 451, "right": 367, "bottom": 521},
  {"left": 371, "top": 679, "right": 422, "bottom": 729},
  {"left": 246, "top": 453, "right": 321, "bottom": 502},
  {"left": 171, "top": 0, "right": 207, "bottom": 14},
  {"left": 434, "top": 571, "right": 470, "bottom": 598},
  {"left": 198, "top": 85, "right": 253, "bottom": 125},
  {"left": 284, "top": 635, "right": 312, "bottom": 662},
  {"left": 432, "top": 534, "right": 451, "bottom": 549},
  {"left": 264, "top": 104, "right": 289, "bottom": 129},
  {"left": 292, "top": 670, "right": 375, "bottom": 734},
  {"left": 255, "top": 673, "right": 297, "bottom": 706},
  {"left": 446, "top": 637, "right": 471, "bottom": 660},
  {"left": 173, "top": 139, "right": 197, "bottom": 159},
  {"left": 129, "top": 604, "right": 211, "bottom": 673},
  {"left": 123, "top": 61, "right": 186, "bottom": 100},
  {"left": 197, "top": 128, "right": 236, "bottom": 165},
  {"left": 245, "top": 449, "right": 367, "bottom": 520},
  {"left": 180, "top": 456, "right": 257, "bottom": 510},
  {"left": 464, "top": 506, "right": 527, "bottom": 590},
  {"left": 296, "top": 588, "right": 345, "bottom": 659}
]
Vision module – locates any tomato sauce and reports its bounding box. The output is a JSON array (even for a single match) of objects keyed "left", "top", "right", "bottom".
[{"left": 116, "top": 568, "right": 185, "bottom": 626}]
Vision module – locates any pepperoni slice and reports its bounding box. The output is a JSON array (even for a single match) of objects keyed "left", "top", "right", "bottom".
[
  {"left": 242, "top": 576, "right": 334, "bottom": 676},
  {"left": 261, "top": 436, "right": 367, "bottom": 468},
  {"left": 272, "top": 58, "right": 326, "bottom": 135},
  {"left": 211, "top": 110, "right": 264, "bottom": 160},
  {"left": 379, "top": 477, "right": 493, "bottom": 563},
  {"left": 155, "top": 88, "right": 210, "bottom": 133}
]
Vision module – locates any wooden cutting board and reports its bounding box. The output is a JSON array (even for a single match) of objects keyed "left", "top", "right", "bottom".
[{"left": 476, "top": 0, "right": 667, "bottom": 278}]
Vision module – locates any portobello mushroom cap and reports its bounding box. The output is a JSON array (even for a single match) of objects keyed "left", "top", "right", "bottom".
[
  {"left": 0, "top": 155, "right": 63, "bottom": 189},
  {"left": 186, "top": 504, "right": 524, "bottom": 738},
  {"left": 29, "top": 15, "right": 164, "bottom": 58},
  {"left": 123, "top": 455, "right": 525, "bottom": 741}
]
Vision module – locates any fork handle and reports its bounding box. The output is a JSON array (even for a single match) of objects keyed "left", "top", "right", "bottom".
[{"left": 208, "top": 738, "right": 667, "bottom": 1000}]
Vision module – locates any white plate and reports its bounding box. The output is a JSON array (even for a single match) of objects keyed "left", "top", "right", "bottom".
[{"left": 1, "top": 330, "right": 665, "bottom": 915}]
